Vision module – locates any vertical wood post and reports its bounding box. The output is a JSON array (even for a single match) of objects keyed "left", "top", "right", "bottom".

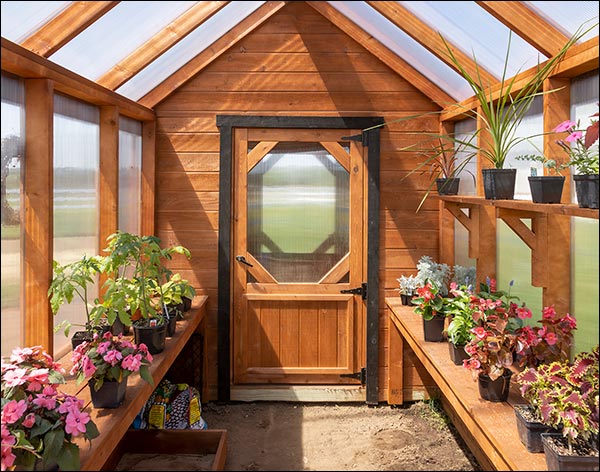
[
  {"left": 140, "top": 120, "right": 155, "bottom": 236},
  {"left": 23, "top": 79, "right": 54, "bottom": 351},
  {"left": 98, "top": 106, "right": 119, "bottom": 294},
  {"left": 477, "top": 206, "right": 496, "bottom": 287}
]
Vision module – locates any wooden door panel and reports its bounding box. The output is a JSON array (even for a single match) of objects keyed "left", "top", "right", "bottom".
[{"left": 234, "top": 297, "right": 357, "bottom": 384}]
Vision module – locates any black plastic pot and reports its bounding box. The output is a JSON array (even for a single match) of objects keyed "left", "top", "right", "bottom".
[
  {"left": 482, "top": 168, "right": 516, "bottom": 200},
  {"left": 89, "top": 378, "right": 128, "bottom": 409},
  {"left": 436, "top": 178, "right": 460, "bottom": 195},
  {"left": 448, "top": 342, "right": 470, "bottom": 366},
  {"left": 528, "top": 176, "right": 565, "bottom": 204},
  {"left": 133, "top": 322, "right": 167, "bottom": 354},
  {"left": 573, "top": 174, "right": 599, "bottom": 209},
  {"left": 422, "top": 315, "right": 446, "bottom": 342},
  {"left": 541, "top": 433, "right": 600, "bottom": 471},
  {"left": 477, "top": 368, "right": 512, "bottom": 402},
  {"left": 514, "top": 404, "right": 560, "bottom": 453},
  {"left": 400, "top": 294, "right": 412, "bottom": 306}
]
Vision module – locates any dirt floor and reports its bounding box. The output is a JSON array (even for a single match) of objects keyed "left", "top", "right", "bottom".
[{"left": 200, "top": 400, "right": 481, "bottom": 471}]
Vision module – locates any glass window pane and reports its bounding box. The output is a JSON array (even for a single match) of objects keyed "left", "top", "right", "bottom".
[
  {"left": 1, "top": 73, "right": 25, "bottom": 357},
  {"left": 53, "top": 94, "right": 100, "bottom": 356},
  {"left": 119, "top": 116, "right": 142, "bottom": 235},
  {"left": 247, "top": 142, "right": 349, "bottom": 283}
]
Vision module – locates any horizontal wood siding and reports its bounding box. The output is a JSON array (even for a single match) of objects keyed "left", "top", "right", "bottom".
[{"left": 154, "top": 2, "right": 440, "bottom": 402}]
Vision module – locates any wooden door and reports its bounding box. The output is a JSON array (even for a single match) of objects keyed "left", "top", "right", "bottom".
[{"left": 231, "top": 127, "right": 367, "bottom": 399}]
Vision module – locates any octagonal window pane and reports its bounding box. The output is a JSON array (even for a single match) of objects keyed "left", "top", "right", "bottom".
[{"left": 248, "top": 142, "right": 349, "bottom": 283}]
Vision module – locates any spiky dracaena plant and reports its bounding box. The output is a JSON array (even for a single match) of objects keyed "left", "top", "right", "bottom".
[{"left": 516, "top": 345, "right": 599, "bottom": 453}]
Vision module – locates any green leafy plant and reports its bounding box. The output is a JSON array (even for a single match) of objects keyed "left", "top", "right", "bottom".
[
  {"left": 439, "top": 23, "right": 594, "bottom": 170},
  {"left": 48, "top": 255, "right": 108, "bottom": 337},
  {"left": 415, "top": 255, "right": 451, "bottom": 296},
  {"left": 515, "top": 345, "right": 599, "bottom": 454},
  {"left": 411, "top": 280, "right": 449, "bottom": 321},
  {"left": 397, "top": 274, "right": 419, "bottom": 297},
  {"left": 514, "top": 153, "right": 569, "bottom": 176},
  {"left": 445, "top": 283, "right": 477, "bottom": 347}
]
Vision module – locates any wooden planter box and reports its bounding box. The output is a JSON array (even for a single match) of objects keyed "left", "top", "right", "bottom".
[{"left": 102, "top": 429, "right": 228, "bottom": 471}]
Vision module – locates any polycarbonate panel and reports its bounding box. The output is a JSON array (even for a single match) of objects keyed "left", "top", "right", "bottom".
[
  {"left": 453, "top": 118, "right": 477, "bottom": 196},
  {"left": 1, "top": 73, "right": 24, "bottom": 357},
  {"left": 118, "top": 116, "right": 142, "bottom": 235},
  {"left": 331, "top": 1, "right": 470, "bottom": 101},
  {"left": 526, "top": 1, "right": 600, "bottom": 41},
  {"left": 247, "top": 142, "right": 349, "bottom": 283},
  {"left": 49, "top": 1, "right": 199, "bottom": 82},
  {"left": 117, "top": 1, "right": 264, "bottom": 101},
  {"left": 400, "top": 1, "right": 547, "bottom": 82},
  {"left": 0, "top": 1, "right": 70, "bottom": 43},
  {"left": 53, "top": 94, "right": 100, "bottom": 357},
  {"left": 571, "top": 217, "right": 599, "bottom": 355},
  {"left": 496, "top": 220, "right": 543, "bottom": 324}
]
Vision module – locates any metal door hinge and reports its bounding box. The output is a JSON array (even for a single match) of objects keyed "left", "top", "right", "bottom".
[
  {"left": 340, "top": 282, "right": 367, "bottom": 300},
  {"left": 340, "top": 132, "right": 368, "bottom": 146},
  {"left": 340, "top": 367, "right": 366, "bottom": 385}
]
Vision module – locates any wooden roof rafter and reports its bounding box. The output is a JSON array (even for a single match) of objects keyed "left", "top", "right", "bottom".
[
  {"left": 307, "top": 1, "right": 455, "bottom": 108},
  {"left": 366, "top": 0, "right": 497, "bottom": 88},
  {"left": 476, "top": 1, "right": 571, "bottom": 58},
  {"left": 20, "top": 1, "right": 119, "bottom": 58},
  {"left": 97, "top": 1, "right": 229, "bottom": 91},
  {"left": 139, "top": 0, "right": 288, "bottom": 108}
]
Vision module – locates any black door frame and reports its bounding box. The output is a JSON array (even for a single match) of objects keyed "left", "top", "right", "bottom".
[{"left": 216, "top": 115, "right": 383, "bottom": 404}]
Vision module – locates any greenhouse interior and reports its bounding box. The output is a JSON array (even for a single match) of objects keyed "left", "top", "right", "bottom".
[{"left": 1, "top": 1, "right": 599, "bottom": 471}]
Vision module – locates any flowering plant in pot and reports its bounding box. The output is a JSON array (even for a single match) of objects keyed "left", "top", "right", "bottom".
[
  {"left": 411, "top": 280, "right": 452, "bottom": 342},
  {"left": 1, "top": 346, "right": 99, "bottom": 470},
  {"left": 515, "top": 345, "right": 599, "bottom": 467},
  {"left": 444, "top": 283, "right": 477, "bottom": 365},
  {"left": 553, "top": 107, "right": 599, "bottom": 209},
  {"left": 414, "top": 255, "right": 451, "bottom": 296},
  {"left": 462, "top": 279, "right": 533, "bottom": 401},
  {"left": 70, "top": 331, "right": 154, "bottom": 408}
]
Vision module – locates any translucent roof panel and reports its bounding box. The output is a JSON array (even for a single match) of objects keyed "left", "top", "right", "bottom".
[
  {"left": 116, "top": 1, "right": 265, "bottom": 102},
  {"left": 526, "top": 1, "right": 600, "bottom": 40},
  {"left": 0, "top": 1, "right": 71, "bottom": 43},
  {"left": 49, "top": 1, "right": 199, "bottom": 82}
]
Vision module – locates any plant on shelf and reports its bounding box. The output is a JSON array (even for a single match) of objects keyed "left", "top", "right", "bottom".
[
  {"left": 445, "top": 283, "right": 477, "bottom": 365},
  {"left": 415, "top": 255, "right": 451, "bottom": 296},
  {"left": 515, "top": 345, "right": 599, "bottom": 462},
  {"left": 514, "top": 152, "right": 569, "bottom": 203},
  {"left": 553, "top": 106, "right": 599, "bottom": 208},
  {"left": 70, "top": 331, "right": 154, "bottom": 408},
  {"left": 1, "top": 346, "right": 99, "bottom": 470},
  {"left": 450, "top": 264, "right": 476, "bottom": 288},
  {"left": 411, "top": 279, "right": 453, "bottom": 342},
  {"left": 48, "top": 255, "right": 110, "bottom": 347},
  {"left": 397, "top": 274, "right": 419, "bottom": 305}
]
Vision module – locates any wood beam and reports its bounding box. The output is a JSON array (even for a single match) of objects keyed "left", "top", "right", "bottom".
[
  {"left": 367, "top": 1, "right": 497, "bottom": 87},
  {"left": 139, "top": 1, "right": 288, "bottom": 108},
  {"left": 441, "top": 37, "right": 599, "bottom": 122},
  {"left": 307, "top": 1, "right": 454, "bottom": 108},
  {"left": 23, "top": 79, "right": 54, "bottom": 352},
  {"left": 476, "top": 1, "right": 570, "bottom": 58},
  {"left": 20, "top": 1, "right": 119, "bottom": 58},
  {"left": 97, "top": 1, "right": 228, "bottom": 91},
  {"left": 98, "top": 106, "right": 119, "bottom": 295},
  {"left": 1, "top": 38, "right": 154, "bottom": 121}
]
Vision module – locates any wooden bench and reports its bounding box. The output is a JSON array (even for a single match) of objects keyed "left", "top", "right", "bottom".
[
  {"left": 59, "top": 296, "right": 211, "bottom": 471},
  {"left": 386, "top": 297, "right": 548, "bottom": 471}
]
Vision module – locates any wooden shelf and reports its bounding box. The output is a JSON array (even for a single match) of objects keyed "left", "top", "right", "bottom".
[
  {"left": 386, "top": 298, "right": 548, "bottom": 471},
  {"left": 60, "top": 296, "right": 208, "bottom": 471},
  {"left": 436, "top": 195, "right": 599, "bottom": 219}
]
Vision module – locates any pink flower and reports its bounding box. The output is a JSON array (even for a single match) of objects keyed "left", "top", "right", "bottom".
[
  {"left": 542, "top": 306, "right": 556, "bottom": 320},
  {"left": 2, "top": 368, "right": 28, "bottom": 387},
  {"left": 57, "top": 394, "right": 84, "bottom": 415},
  {"left": 122, "top": 354, "right": 142, "bottom": 372},
  {"left": 102, "top": 349, "right": 123, "bottom": 366},
  {"left": 1, "top": 446, "right": 16, "bottom": 471},
  {"left": 81, "top": 355, "right": 97, "bottom": 377},
  {"left": 562, "top": 313, "right": 577, "bottom": 330},
  {"left": 1, "top": 400, "right": 27, "bottom": 424},
  {"left": 516, "top": 306, "right": 532, "bottom": 320},
  {"left": 565, "top": 131, "right": 583, "bottom": 142},
  {"left": 471, "top": 326, "right": 487, "bottom": 340},
  {"left": 32, "top": 392, "right": 57, "bottom": 410},
  {"left": 64, "top": 409, "right": 90, "bottom": 436},
  {"left": 544, "top": 332, "right": 558, "bottom": 346},
  {"left": 21, "top": 413, "right": 35, "bottom": 428},
  {"left": 553, "top": 120, "right": 576, "bottom": 133}
]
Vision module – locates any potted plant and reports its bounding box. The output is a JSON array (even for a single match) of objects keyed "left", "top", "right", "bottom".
[
  {"left": 462, "top": 279, "right": 533, "bottom": 402},
  {"left": 402, "top": 136, "right": 476, "bottom": 211},
  {"left": 515, "top": 153, "right": 569, "bottom": 203},
  {"left": 554, "top": 110, "right": 599, "bottom": 209},
  {"left": 414, "top": 255, "right": 451, "bottom": 296},
  {"left": 516, "top": 346, "right": 599, "bottom": 469},
  {"left": 450, "top": 264, "right": 476, "bottom": 288},
  {"left": 48, "top": 255, "right": 110, "bottom": 348},
  {"left": 70, "top": 331, "right": 154, "bottom": 408},
  {"left": 411, "top": 280, "right": 451, "bottom": 342},
  {"left": 397, "top": 274, "right": 419, "bottom": 306},
  {"left": 1, "top": 345, "right": 99, "bottom": 470},
  {"left": 444, "top": 283, "right": 476, "bottom": 365},
  {"left": 439, "top": 25, "right": 590, "bottom": 200}
]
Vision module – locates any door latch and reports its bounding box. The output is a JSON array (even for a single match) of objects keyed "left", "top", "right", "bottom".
[
  {"left": 340, "top": 282, "right": 367, "bottom": 300},
  {"left": 235, "top": 255, "right": 253, "bottom": 267},
  {"left": 340, "top": 367, "right": 366, "bottom": 385}
]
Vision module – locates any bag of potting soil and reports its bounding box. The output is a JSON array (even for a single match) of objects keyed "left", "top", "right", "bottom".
[{"left": 133, "top": 378, "right": 207, "bottom": 430}]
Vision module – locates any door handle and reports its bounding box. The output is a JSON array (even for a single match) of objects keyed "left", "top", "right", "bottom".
[{"left": 235, "top": 255, "right": 253, "bottom": 267}]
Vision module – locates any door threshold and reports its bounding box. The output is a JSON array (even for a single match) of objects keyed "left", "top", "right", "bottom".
[{"left": 230, "top": 385, "right": 366, "bottom": 402}]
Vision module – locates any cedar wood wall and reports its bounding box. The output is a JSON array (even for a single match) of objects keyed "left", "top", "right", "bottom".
[{"left": 154, "top": 2, "right": 440, "bottom": 402}]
